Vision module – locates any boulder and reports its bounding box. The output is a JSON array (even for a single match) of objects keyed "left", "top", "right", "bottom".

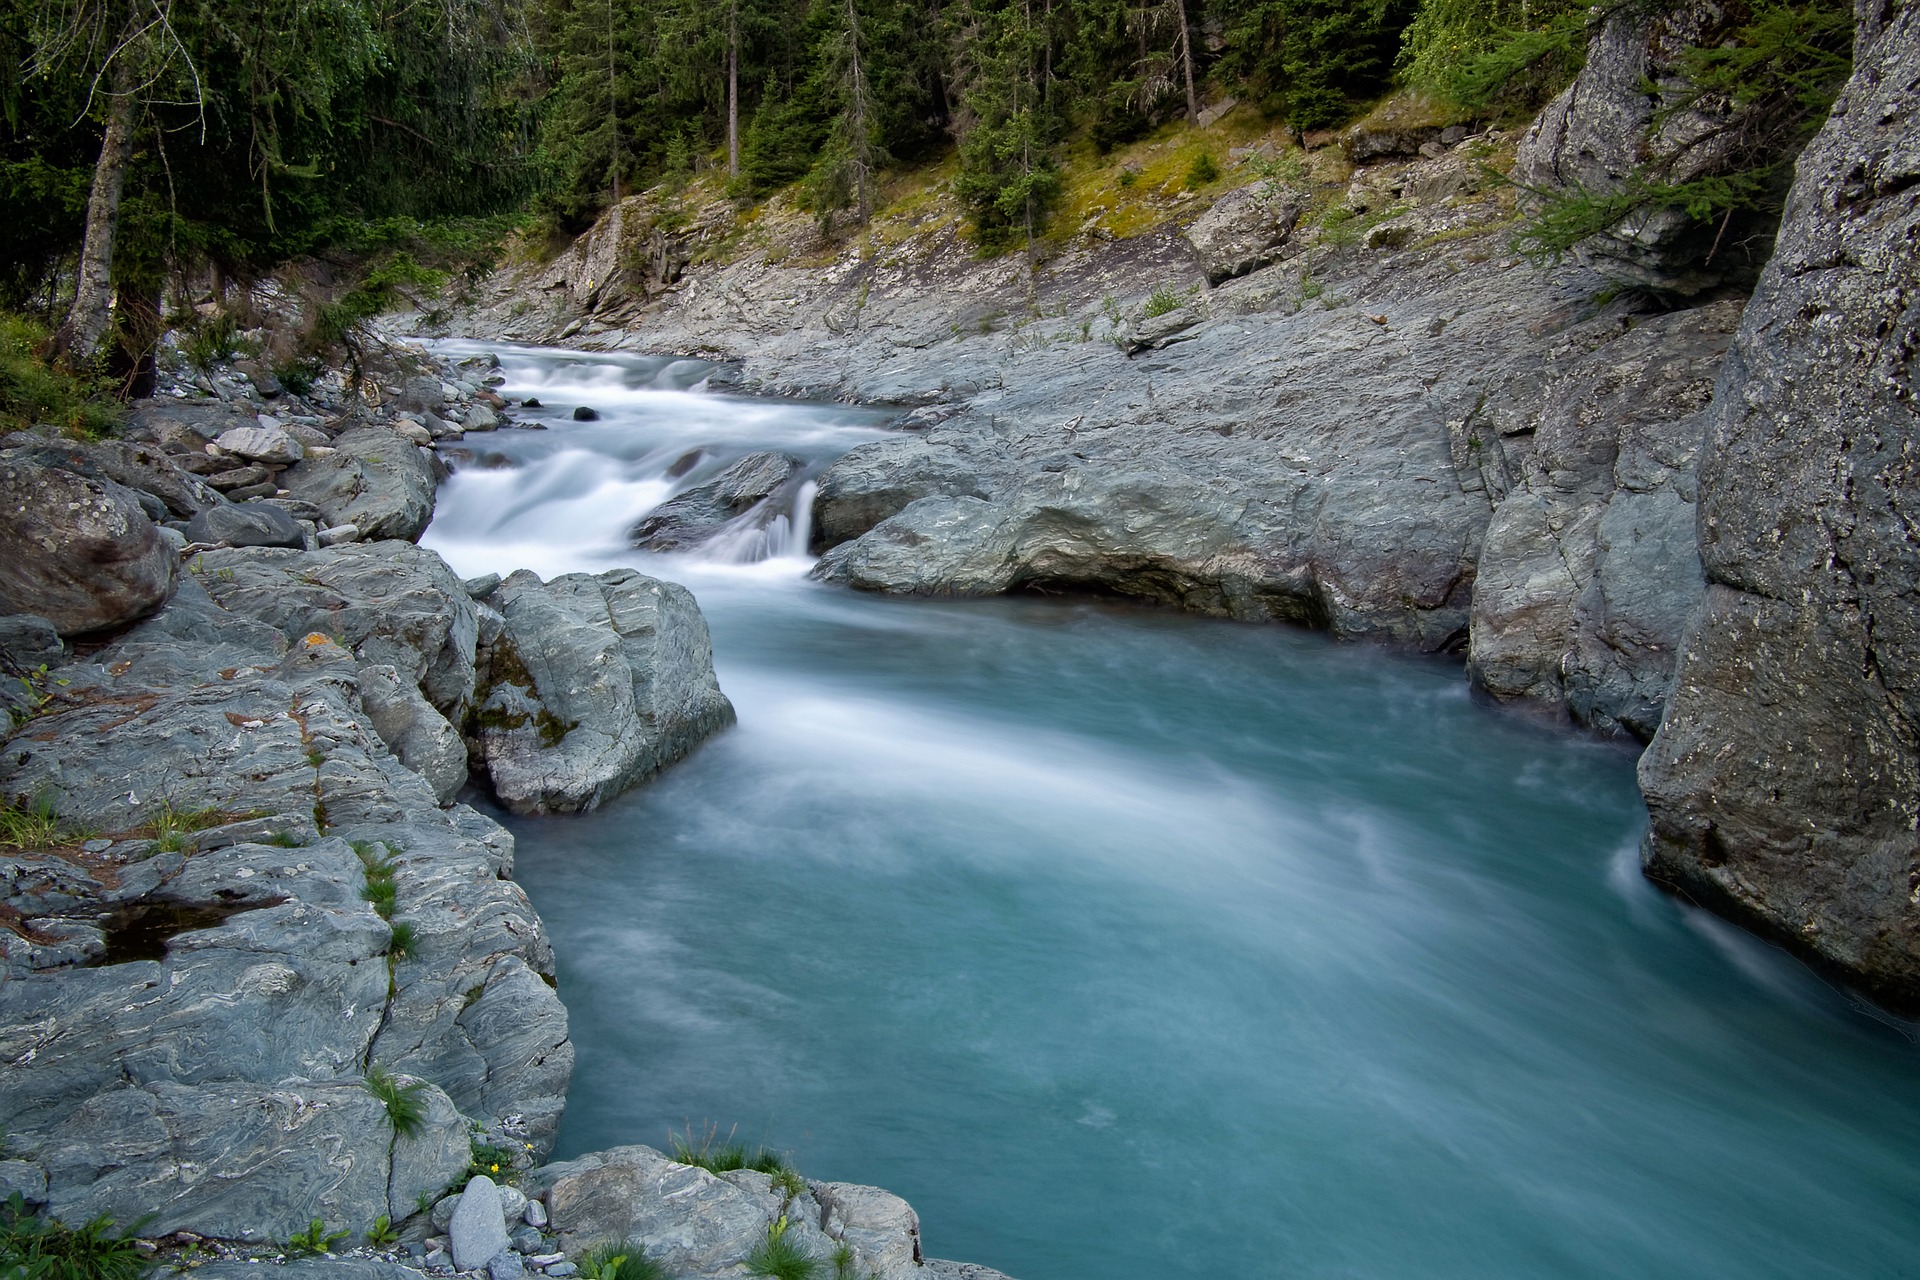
[
  {"left": 630, "top": 451, "right": 806, "bottom": 552},
  {"left": 195, "top": 541, "right": 480, "bottom": 719},
  {"left": 281, "top": 426, "right": 437, "bottom": 542},
  {"left": 1181, "top": 183, "right": 1306, "bottom": 284},
  {"left": 469, "top": 569, "right": 736, "bottom": 814},
  {"left": 215, "top": 424, "right": 304, "bottom": 466},
  {"left": 1513, "top": 0, "right": 1786, "bottom": 291},
  {"left": 4, "top": 437, "right": 225, "bottom": 518},
  {"left": 450, "top": 1176, "right": 513, "bottom": 1271},
  {"left": 1638, "top": 4, "right": 1920, "bottom": 1009},
  {"left": 181, "top": 502, "right": 306, "bottom": 549},
  {"left": 0, "top": 462, "right": 176, "bottom": 636},
  {"left": 0, "top": 614, "right": 62, "bottom": 668},
  {"left": 1464, "top": 300, "right": 1739, "bottom": 738}
]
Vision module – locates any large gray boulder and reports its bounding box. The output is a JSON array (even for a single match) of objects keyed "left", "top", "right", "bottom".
[
  {"left": 450, "top": 1175, "right": 513, "bottom": 1271},
  {"left": 0, "top": 461, "right": 176, "bottom": 636},
  {"left": 182, "top": 501, "right": 306, "bottom": 549},
  {"left": 195, "top": 541, "right": 480, "bottom": 719},
  {"left": 1181, "top": 182, "right": 1306, "bottom": 285},
  {"left": 1638, "top": 5, "right": 1920, "bottom": 1008},
  {"left": 282, "top": 426, "right": 437, "bottom": 542},
  {"left": 469, "top": 569, "right": 736, "bottom": 814}
]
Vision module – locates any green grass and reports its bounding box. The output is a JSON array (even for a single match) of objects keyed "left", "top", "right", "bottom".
[
  {"left": 746, "top": 1217, "right": 818, "bottom": 1280},
  {"left": 364, "top": 1215, "right": 399, "bottom": 1248},
  {"left": 669, "top": 1124, "right": 794, "bottom": 1177},
  {"left": 0, "top": 313, "right": 120, "bottom": 439},
  {"left": 0, "top": 1194, "right": 150, "bottom": 1280},
  {"left": 286, "top": 1218, "right": 348, "bottom": 1256},
  {"left": 139, "top": 800, "right": 225, "bottom": 854},
  {"left": 574, "top": 1244, "right": 666, "bottom": 1280},
  {"left": 387, "top": 920, "right": 418, "bottom": 960},
  {"left": 354, "top": 842, "right": 401, "bottom": 920},
  {"left": 363, "top": 1066, "right": 431, "bottom": 1138},
  {"left": 1142, "top": 283, "right": 1187, "bottom": 319},
  {"left": 0, "top": 793, "right": 72, "bottom": 851}
]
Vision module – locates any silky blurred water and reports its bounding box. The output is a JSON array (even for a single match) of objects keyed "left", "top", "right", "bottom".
[{"left": 425, "top": 344, "right": 1920, "bottom": 1280}]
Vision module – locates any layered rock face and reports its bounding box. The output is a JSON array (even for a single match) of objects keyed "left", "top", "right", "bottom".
[
  {"left": 0, "top": 577, "right": 563, "bottom": 1239},
  {"left": 1639, "top": 4, "right": 1920, "bottom": 1006}
]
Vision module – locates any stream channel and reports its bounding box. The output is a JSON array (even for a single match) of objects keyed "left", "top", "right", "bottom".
[{"left": 421, "top": 342, "right": 1920, "bottom": 1280}]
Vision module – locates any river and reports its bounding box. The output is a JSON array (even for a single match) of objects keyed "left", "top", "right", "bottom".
[{"left": 421, "top": 343, "right": 1920, "bottom": 1280}]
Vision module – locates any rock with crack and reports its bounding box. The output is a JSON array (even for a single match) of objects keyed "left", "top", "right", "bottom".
[
  {"left": 1181, "top": 182, "right": 1307, "bottom": 284},
  {"left": 1637, "top": 4, "right": 1920, "bottom": 1009},
  {"left": 0, "top": 577, "right": 570, "bottom": 1236},
  {"left": 468, "top": 569, "right": 736, "bottom": 814}
]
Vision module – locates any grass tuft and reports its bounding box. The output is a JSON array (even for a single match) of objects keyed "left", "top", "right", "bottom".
[
  {"left": 0, "top": 1194, "right": 150, "bottom": 1280},
  {"left": 574, "top": 1244, "right": 666, "bottom": 1280},
  {"left": 746, "top": 1217, "right": 818, "bottom": 1280},
  {"left": 363, "top": 1065, "right": 431, "bottom": 1138}
]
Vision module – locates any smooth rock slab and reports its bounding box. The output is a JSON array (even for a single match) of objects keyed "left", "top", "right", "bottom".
[
  {"left": 182, "top": 502, "right": 306, "bottom": 549},
  {"left": 216, "top": 425, "right": 304, "bottom": 466}
]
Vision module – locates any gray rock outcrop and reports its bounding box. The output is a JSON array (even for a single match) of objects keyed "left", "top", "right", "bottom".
[
  {"left": 1638, "top": 4, "right": 1920, "bottom": 1007},
  {"left": 0, "top": 461, "right": 177, "bottom": 636},
  {"left": 282, "top": 427, "right": 437, "bottom": 542},
  {"left": 0, "top": 563, "right": 571, "bottom": 1238},
  {"left": 1181, "top": 182, "right": 1307, "bottom": 284},
  {"left": 470, "top": 569, "right": 737, "bottom": 814},
  {"left": 528, "top": 1145, "right": 934, "bottom": 1280}
]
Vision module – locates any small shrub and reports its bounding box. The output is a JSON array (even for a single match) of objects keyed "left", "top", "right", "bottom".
[
  {"left": 0, "top": 1194, "right": 150, "bottom": 1280},
  {"left": 575, "top": 1244, "right": 666, "bottom": 1280},
  {"left": 364, "top": 1216, "right": 399, "bottom": 1248},
  {"left": 0, "top": 313, "right": 121, "bottom": 438},
  {"left": 364, "top": 1066, "right": 431, "bottom": 1138},
  {"left": 286, "top": 1218, "right": 348, "bottom": 1256},
  {"left": 467, "top": 1134, "right": 522, "bottom": 1181},
  {"left": 1116, "top": 168, "right": 1138, "bottom": 188},
  {"left": 1186, "top": 152, "right": 1220, "bottom": 188},
  {"left": 181, "top": 315, "right": 239, "bottom": 375},
  {"left": 1142, "top": 283, "right": 1185, "bottom": 319},
  {"left": 745, "top": 1217, "right": 818, "bottom": 1280},
  {"left": 272, "top": 357, "right": 323, "bottom": 397}
]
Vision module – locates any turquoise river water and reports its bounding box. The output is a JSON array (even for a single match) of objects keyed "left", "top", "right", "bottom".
[{"left": 421, "top": 343, "right": 1920, "bottom": 1280}]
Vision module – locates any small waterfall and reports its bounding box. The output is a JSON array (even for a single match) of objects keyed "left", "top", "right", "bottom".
[{"left": 423, "top": 340, "right": 891, "bottom": 580}]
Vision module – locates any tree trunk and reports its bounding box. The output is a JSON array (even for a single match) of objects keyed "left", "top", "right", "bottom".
[
  {"left": 727, "top": 4, "right": 740, "bottom": 178},
  {"left": 54, "top": 67, "right": 136, "bottom": 368},
  {"left": 1176, "top": 0, "right": 1199, "bottom": 124}
]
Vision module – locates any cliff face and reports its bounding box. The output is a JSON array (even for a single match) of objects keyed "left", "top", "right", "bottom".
[{"left": 1639, "top": 0, "right": 1920, "bottom": 1005}]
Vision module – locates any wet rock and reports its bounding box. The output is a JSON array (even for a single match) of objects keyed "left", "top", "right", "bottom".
[
  {"left": 451, "top": 1177, "right": 512, "bottom": 1271},
  {"left": 469, "top": 568, "right": 736, "bottom": 814},
  {"left": 630, "top": 451, "right": 806, "bottom": 552},
  {"left": 282, "top": 426, "right": 437, "bottom": 542},
  {"left": 181, "top": 502, "right": 306, "bottom": 549},
  {"left": 1181, "top": 183, "right": 1306, "bottom": 284},
  {"left": 1638, "top": 6, "right": 1920, "bottom": 1009},
  {"left": 0, "top": 462, "right": 176, "bottom": 637},
  {"left": 570, "top": 406, "right": 599, "bottom": 421}
]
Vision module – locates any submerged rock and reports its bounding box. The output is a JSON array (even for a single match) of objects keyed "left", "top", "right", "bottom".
[
  {"left": 0, "top": 461, "right": 177, "bottom": 636},
  {"left": 630, "top": 451, "right": 806, "bottom": 552},
  {"left": 469, "top": 568, "right": 736, "bottom": 814},
  {"left": 1638, "top": 5, "right": 1920, "bottom": 1008}
]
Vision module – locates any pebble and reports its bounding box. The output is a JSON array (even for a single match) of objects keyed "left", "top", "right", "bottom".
[
  {"left": 508, "top": 1226, "right": 545, "bottom": 1253},
  {"left": 523, "top": 1201, "right": 547, "bottom": 1228},
  {"left": 487, "top": 1249, "right": 526, "bottom": 1280},
  {"left": 527, "top": 1255, "right": 565, "bottom": 1268},
  {"left": 543, "top": 1265, "right": 577, "bottom": 1277},
  {"left": 424, "top": 1250, "right": 450, "bottom": 1271}
]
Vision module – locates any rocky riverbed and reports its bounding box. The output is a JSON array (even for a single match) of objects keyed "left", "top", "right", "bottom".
[{"left": 0, "top": 336, "right": 1011, "bottom": 1277}]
